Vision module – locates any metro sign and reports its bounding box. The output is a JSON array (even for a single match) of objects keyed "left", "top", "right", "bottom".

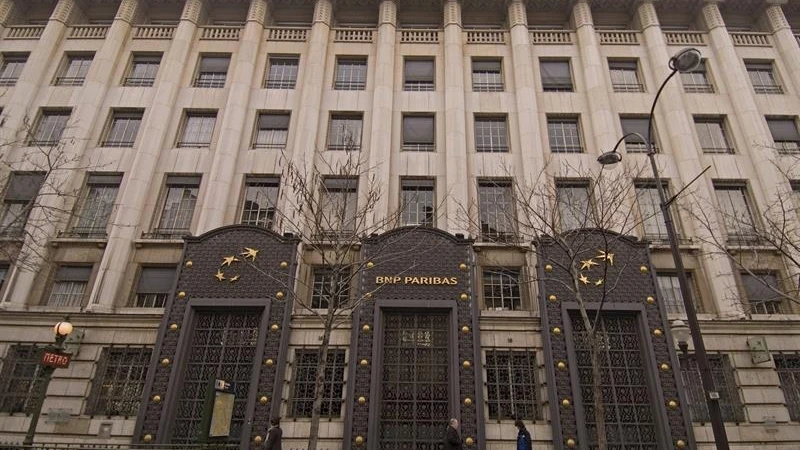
[{"left": 41, "top": 350, "right": 71, "bottom": 368}]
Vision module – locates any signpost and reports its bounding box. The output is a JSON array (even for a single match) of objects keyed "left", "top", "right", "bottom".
[
  {"left": 41, "top": 350, "right": 71, "bottom": 368},
  {"left": 198, "top": 379, "right": 236, "bottom": 443}
]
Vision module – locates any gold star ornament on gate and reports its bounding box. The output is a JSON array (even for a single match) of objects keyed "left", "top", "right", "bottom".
[
  {"left": 575, "top": 248, "right": 615, "bottom": 288},
  {"left": 213, "top": 247, "right": 261, "bottom": 283}
]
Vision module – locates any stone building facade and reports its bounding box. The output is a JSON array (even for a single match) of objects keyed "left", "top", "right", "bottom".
[{"left": 0, "top": 0, "right": 798, "bottom": 448}]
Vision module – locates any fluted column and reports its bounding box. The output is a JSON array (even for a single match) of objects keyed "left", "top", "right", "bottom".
[
  {"left": 196, "top": 0, "right": 268, "bottom": 233},
  {"left": 443, "top": 0, "right": 468, "bottom": 234},
  {"left": 763, "top": 2, "right": 800, "bottom": 94},
  {"left": 84, "top": 0, "right": 205, "bottom": 312}
]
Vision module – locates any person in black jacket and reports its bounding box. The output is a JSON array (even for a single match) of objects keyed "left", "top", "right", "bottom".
[
  {"left": 515, "top": 419, "right": 532, "bottom": 450},
  {"left": 265, "top": 417, "right": 282, "bottom": 450},
  {"left": 443, "top": 418, "right": 462, "bottom": 450}
]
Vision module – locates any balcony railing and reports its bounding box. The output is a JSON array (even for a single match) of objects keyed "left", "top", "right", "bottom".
[
  {"left": 68, "top": 25, "right": 109, "bottom": 39},
  {"left": 530, "top": 30, "right": 573, "bottom": 44},
  {"left": 683, "top": 83, "right": 715, "bottom": 93},
  {"left": 334, "top": 28, "right": 374, "bottom": 42},
  {"left": 133, "top": 25, "right": 175, "bottom": 39},
  {"left": 730, "top": 32, "right": 770, "bottom": 46},
  {"left": 266, "top": 27, "right": 308, "bottom": 41},
  {"left": 59, "top": 227, "right": 108, "bottom": 239},
  {"left": 466, "top": 30, "right": 506, "bottom": 44},
  {"left": 5, "top": 25, "right": 44, "bottom": 39},
  {"left": 612, "top": 83, "right": 645, "bottom": 93},
  {"left": 400, "top": 29, "right": 440, "bottom": 43},
  {"left": 123, "top": 77, "right": 155, "bottom": 87},
  {"left": 199, "top": 26, "right": 241, "bottom": 40},
  {"left": 663, "top": 31, "right": 706, "bottom": 46},
  {"left": 598, "top": 30, "right": 639, "bottom": 44},
  {"left": 142, "top": 228, "right": 190, "bottom": 240}
]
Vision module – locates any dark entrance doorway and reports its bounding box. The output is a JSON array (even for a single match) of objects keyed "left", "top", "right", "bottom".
[
  {"left": 171, "top": 310, "right": 261, "bottom": 444},
  {"left": 379, "top": 312, "right": 450, "bottom": 450}
]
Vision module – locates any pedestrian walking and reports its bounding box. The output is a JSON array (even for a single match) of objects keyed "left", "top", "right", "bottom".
[
  {"left": 265, "top": 417, "right": 282, "bottom": 450},
  {"left": 515, "top": 419, "right": 532, "bottom": 450},
  {"left": 443, "top": 418, "right": 462, "bottom": 450}
]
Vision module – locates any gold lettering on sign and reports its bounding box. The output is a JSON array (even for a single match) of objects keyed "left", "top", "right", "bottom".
[{"left": 375, "top": 276, "right": 458, "bottom": 285}]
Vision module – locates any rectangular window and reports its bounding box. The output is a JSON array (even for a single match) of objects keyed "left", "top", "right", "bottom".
[
  {"left": 240, "top": 175, "right": 279, "bottom": 229},
  {"left": 86, "top": 347, "right": 152, "bottom": 416},
  {"left": 655, "top": 272, "right": 700, "bottom": 314},
  {"left": 478, "top": 180, "right": 516, "bottom": 241},
  {"left": 31, "top": 110, "right": 71, "bottom": 146},
  {"left": 133, "top": 267, "right": 175, "bottom": 307},
  {"left": 47, "top": 266, "right": 92, "bottom": 307},
  {"left": 547, "top": 117, "right": 582, "bottom": 153},
  {"left": 72, "top": 173, "right": 121, "bottom": 238},
  {"left": 252, "top": 113, "right": 289, "bottom": 149},
  {"left": 0, "top": 345, "right": 44, "bottom": 413},
  {"left": 485, "top": 349, "right": 538, "bottom": 420},
  {"left": 620, "top": 117, "right": 657, "bottom": 153},
  {"left": 681, "top": 60, "right": 714, "bottom": 93},
  {"left": 400, "top": 179, "right": 435, "bottom": 227},
  {"left": 635, "top": 182, "right": 668, "bottom": 239},
  {"left": 680, "top": 355, "right": 743, "bottom": 422},
  {"left": 290, "top": 349, "right": 346, "bottom": 417},
  {"left": 0, "top": 53, "right": 28, "bottom": 86},
  {"left": 124, "top": 54, "right": 161, "bottom": 87},
  {"left": 402, "top": 115, "right": 435, "bottom": 151},
  {"left": 774, "top": 354, "right": 800, "bottom": 421},
  {"left": 102, "top": 110, "right": 143, "bottom": 147},
  {"left": 334, "top": 57, "right": 367, "bottom": 90},
  {"left": 472, "top": 59, "right": 504, "bottom": 92},
  {"left": 154, "top": 175, "right": 200, "bottom": 237},
  {"left": 741, "top": 272, "right": 784, "bottom": 314},
  {"left": 609, "top": 60, "right": 644, "bottom": 92},
  {"left": 556, "top": 181, "right": 590, "bottom": 231},
  {"left": 483, "top": 268, "right": 522, "bottom": 310},
  {"left": 714, "top": 183, "right": 757, "bottom": 241},
  {"left": 766, "top": 117, "right": 800, "bottom": 155},
  {"left": 746, "top": 61, "right": 783, "bottom": 94},
  {"left": 540, "top": 59, "right": 573, "bottom": 92},
  {"left": 403, "top": 58, "right": 434, "bottom": 91},
  {"left": 311, "top": 267, "right": 350, "bottom": 309},
  {"left": 265, "top": 56, "right": 299, "bottom": 89},
  {"left": 56, "top": 54, "right": 93, "bottom": 86},
  {"left": 0, "top": 172, "right": 45, "bottom": 238},
  {"left": 178, "top": 111, "right": 217, "bottom": 147},
  {"left": 474, "top": 116, "right": 508, "bottom": 152},
  {"left": 319, "top": 178, "right": 357, "bottom": 237},
  {"left": 694, "top": 117, "right": 733, "bottom": 154},
  {"left": 327, "top": 114, "right": 362, "bottom": 151},
  {"left": 194, "top": 54, "right": 230, "bottom": 88}
]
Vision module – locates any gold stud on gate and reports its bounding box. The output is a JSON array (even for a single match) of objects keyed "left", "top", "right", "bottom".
[
  {"left": 640, "top": 265, "right": 649, "bottom": 273},
  {"left": 459, "top": 263, "right": 468, "bottom": 271},
  {"left": 463, "top": 397, "right": 473, "bottom": 406},
  {"left": 253, "top": 435, "right": 263, "bottom": 444},
  {"left": 545, "top": 264, "right": 553, "bottom": 272},
  {"left": 461, "top": 325, "right": 470, "bottom": 334},
  {"left": 160, "top": 358, "right": 170, "bottom": 367},
  {"left": 264, "top": 358, "right": 274, "bottom": 367},
  {"left": 660, "top": 363, "right": 671, "bottom": 372},
  {"left": 566, "top": 438, "right": 577, "bottom": 448},
  {"left": 460, "top": 293, "right": 469, "bottom": 301},
  {"left": 667, "top": 400, "right": 679, "bottom": 410},
  {"left": 280, "top": 261, "right": 288, "bottom": 269},
  {"left": 552, "top": 327, "right": 562, "bottom": 335},
  {"left": 185, "top": 260, "right": 193, "bottom": 268},
  {"left": 358, "top": 396, "right": 367, "bottom": 405},
  {"left": 557, "top": 361, "right": 567, "bottom": 370},
  {"left": 169, "top": 323, "right": 179, "bottom": 331},
  {"left": 152, "top": 395, "right": 161, "bottom": 403},
  {"left": 676, "top": 440, "right": 687, "bottom": 449},
  {"left": 561, "top": 398, "right": 571, "bottom": 408},
  {"left": 360, "top": 358, "right": 369, "bottom": 367},
  {"left": 259, "top": 396, "right": 269, "bottom": 405},
  {"left": 548, "top": 294, "right": 557, "bottom": 302},
  {"left": 177, "top": 291, "right": 186, "bottom": 299},
  {"left": 646, "top": 296, "right": 655, "bottom": 304},
  {"left": 355, "top": 436, "right": 365, "bottom": 446},
  {"left": 142, "top": 434, "right": 153, "bottom": 443},
  {"left": 366, "top": 262, "right": 374, "bottom": 269},
  {"left": 362, "top": 324, "right": 371, "bottom": 333},
  {"left": 275, "top": 291, "right": 285, "bottom": 300},
  {"left": 270, "top": 324, "right": 280, "bottom": 332},
  {"left": 653, "top": 328, "right": 663, "bottom": 337},
  {"left": 462, "top": 360, "right": 471, "bottom": 369},
  {"left": 465, "top": 437, "right": 475, "bottom": 447}
]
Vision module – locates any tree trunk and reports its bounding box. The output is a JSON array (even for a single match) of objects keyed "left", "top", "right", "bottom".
[
  {"left": 591, "top": 342, "right": 607, "bottom": 450},
  {"left": 307, "top": 313, "right": 335, "bottom": 450}
]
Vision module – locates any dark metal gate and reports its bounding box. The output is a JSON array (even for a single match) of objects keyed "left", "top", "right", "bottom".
[
  {"left": 171, "top": 311, "right": 261, "bottom": 444},
  {"left": 379, "top": 313, "right": 450, "bottom": 450}
]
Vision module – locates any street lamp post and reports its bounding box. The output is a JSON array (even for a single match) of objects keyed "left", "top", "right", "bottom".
[
  {"left": 23, "top": 320, "right": 74, "bottom": 446},
  {"left": 598, "top": 48, "right": 731, "bottom": 450}
]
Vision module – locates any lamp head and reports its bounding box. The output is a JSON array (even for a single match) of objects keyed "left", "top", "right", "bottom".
[
  {"left": 670, "top": 318, "right": 690, "bottom": 353},
  {"left": 53, "top": 321, "right": 73, "bottom": 337},
  {"left": 670, "top": 48, "right": 702, "bottom": 73},
  {"left": 597, "top": 150, "right": 622, "bottom": 169}
]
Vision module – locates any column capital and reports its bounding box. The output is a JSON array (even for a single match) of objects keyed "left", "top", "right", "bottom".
[
  {"left": 180, "top": 0, "right": 205, "bottom": 24},
  {"left": 378, "top": 0, "right": 397, "bottom": 27},
  {"left": 247, "top": 0, "right": 268, "bottom": 24},
  {"left": 572, "top": 0, "right": 594, "bottom": 29},
  {"left": 313, "top": 0, "right": 333, "bottom": 25},
  {"left": 114, "top": 0, "right": 141, "bottom": 24},
  {"left": 636, "top": 0, "right": 660, "bottom": 29},
  {"left": 763, "top": 3, "right": 790, "bottom": 32},
  {"left": 444, "top": 0, "right": 461, "bottom": 27},
  {"left": 507, "top": 0, "right": 528, "bottom": 28},
  {"left": 51, "top": 0, "right": 80, "bottom": 25},
  {"left": 0, "top": 0, "right": 16, "bottom": 27},
  {"left": 701, "top": 1, "right": 725, "bottom": 30}
]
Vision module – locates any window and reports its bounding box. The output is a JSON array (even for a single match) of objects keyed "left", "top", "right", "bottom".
[
  {"left": 483, "top": 268, "right": 522, "bottom": 310},
  {"left": 0, "top": 53, "right": 27, "bottom": 86},
  {"left": 133, "top": 267, "right": 175, "bottom": 308},
  {"left": 124, "top": 54, "right": 161, "bottom": 87},
  {"left": 741, "top": 272, "right": 784, "bottom": 314},
  {"left": 265, "top": 56, "right": 299, "bottom": 89},
  {"left": 403, "top": 58, "right": 434, "bottom": 91},
  {"left": 694, "top": 117, "right": 733, "bottom": 154},
  {"left": 766, "top": 117, "right": 800, "bottom": 154},
  {"left": 681, "top": 60, "right": 714, "bottom": 93},
  {"left": 474, "top": 116, "right": 508, "bottom": 152},
  {"left": 334, "top": 57, "right": 367, "bottom": 90},
  {"left": 0, "top": 172, "right": 45, "bottom": 238},
  {"left": 240, "top": 175, "right": 279, "bottom": 228},
  {"left": 402, "top": 115, "right": 435, "bottom": 151},
  {"left": 472, "top": 59, "right": 503, "bottom": 92},
  {"left": 774, "top": 354, "right": 800, "bottom": 421},
  {"left": 153, "top": 175, "right": 200, "bottom": 237},
  {"left": 620, "top": 117, "right": 657, "bottom": 153},
  {"left": 400, "top": 179, "right": 435, "bottom": 227},
  {"left": 31, "top": 110, "right": 71, "bottom": 146},
  {"left": 86, "top": 347, "right": 152, "bottom": 416},
  {"left": 319, "top": 178, "right": 357, "bottom": 236},
  {"left": 714, "top": 184, "right": 757, "bottom": 241},
  {"left": 55, "top": 54, "right": 93, "bottom": 86},
  {"left": 540, "top": 59, "right": 573, "bottom": 92},
  {"left": 311, "top": 267, "right": 350, "bottom": 309},
  {"left": 0, "top": 345, "right": 43, "bottom": 413},
  {"left": 635, "top": 182, "right": 668, "bottom": 239},
  {"left": 547, "top": 117, "right": 582, "bottom": 153},
  {"left": 0, "top": 266, "right": 7, "bottom": 290},
  {"left": 478, "top": 180, "right": 516, "bottom": 240},
  {"left": 327, "top": 114, "right": 362, "bottom": 151},
  {"left": 47, "top": 266, "right": 92, "bottom": 307},
  {"left": 745, "top": 61, "right": 782, "bottom": 94},
  {"left": 252, "top": 113, "right": 289, "bottom": 149},
  {"left": 655, "top": 272, "right": 700, "bottom": 315},
  {"left": 485, "top": 350, "right": 538, "bottom": 420},
  {"left": 290, "top": 349, "right": 346, "bottom": 417},
  {"left": 102, "top": 110, "right": 143, "bottom": 147},
  {"left": 609, "top": 60, "right": 643, "bottom": 92},
  {"left": 193, "top": 54, "right": 230, "bottom": 88},
  {"left": 178, "top": 111, "right": 216, "bottom": 147},
  {"left": 72, "top": 173, "right": 121, "bottom": 238},
  {"left": 556, "top": 181, "right": 590, "bottom": 231},
  {"left": 680, "top": 355, "right": 743, "bottom": 423}
]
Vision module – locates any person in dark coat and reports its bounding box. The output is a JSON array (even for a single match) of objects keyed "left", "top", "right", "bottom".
[
  {"left": 265, "top": 417, "right": 282, "bottom": 450},
  {"left": 443, "top": 418, "right": 462, "bottom": 450},
  {"left": 515, "top": 419, "right": 532, "bottom": 450}
]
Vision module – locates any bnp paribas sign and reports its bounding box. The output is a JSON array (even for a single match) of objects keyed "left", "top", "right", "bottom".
[{"left": 374, "top": 275, "right": 460, "bottom": 285}]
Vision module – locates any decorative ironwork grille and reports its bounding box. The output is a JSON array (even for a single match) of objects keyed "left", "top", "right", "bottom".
[
  {"left": 775, "top": 354, "right": 800, "bottom": 421},
  {"left": 379, "top": 312, "right": 450, "bottom": 450},
  {"left": 87, "top": 347, "right": 152, "bottom": 416},
  {"left": 679, "top": 354, "right": 744, "bottom": 423},
  {"left": 290, "top": 349, "right": 346, "bottom": 417},
  {"left": 171, "top": 311, "right": 261, "bottom": 444},
  {"left": 571, "top": 313, "right": 659, "bottom": 449},
  {"left": 0, "top": 344, "right": 44, "bottom": 414},
  {"left": 485, "top": 349, "right": 539, "bottom": 420}
]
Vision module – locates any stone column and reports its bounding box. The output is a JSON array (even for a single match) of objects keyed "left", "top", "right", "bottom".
[
  {"left": 442, "top": 0, "right": 468, "bottom": 234},
  {"left": 762, "top": 2, "right": 800, "bottom": 94},
  {"left": 195, "top": 0, "right": 268, "bottom": 233},
  {"left": 84, "top": 0, "right": 205, "bottom": 312},
  {"left": 0, "top": 0, "right": 18, "bottom": 35}
]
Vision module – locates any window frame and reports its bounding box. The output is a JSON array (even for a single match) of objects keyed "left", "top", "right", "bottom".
[
  {"left": 477, "top": 179, "right": 517, "bottom": 241},
  {"left": 620, "top": 116, "right": 658, "bottom": 153},
  {"left": 634, "top": 180, "right": 670, "bottom": 240},
  {"left": 403, "top": 57, "right": 435, "bottom": 91},
  {"left": 474, "top": 115, "right": 509, "bottom": 153},
  {"left": 239, "top": 175, "right": 280, "bottom": 229},
  {"left": 482, "top": 267, "right": 523, "bottom": 311},
  {"left": 556, "top": 180, "right": 592, "bottom": 231},
  {"left": 252, "top": 112, "right": 290, "bottom": 150},
  {"left": 177, "top": 110, "right": 217, "bottom": 148},
  {"left": 713, "top": 182, "right": 759, "bottom": 242},
  {"left": 745, "top": 60, "right": 783, "bottom": 94},
  {"left": 132, "top": 266, "right": 176, "bottom": 308},
  {"left": 540, "top": 59, "right": 573, "bottom": 92},
  {"left": 774, "top": 354, "right": 800, "bottom": 421},
  {"left": 333, "top": 56, "right": 367, "bottom": 91},
  {"left": 265, "top": 55, "right": 299, "bottom": 89},
  {"left": 740, "top": 271, "right": 785, "bottom": 315},
  {"left": 547, "top": 116, "right": 583, "bottom": 153},
  {"left": 0, "top": 53, "right": 28, "bottom": 86},
  {"left": 679, "top": 354, "right": 744, "bottom": 423},
  {"left": 694, "top": 116, "right": 734, "bottom": 154},
  {"left": 0, "top": 344, "right": 45, "bottom": 413},
  {"left": 327, "top": 113, "right": 363, "bottom": 151},
  {"left": 31, "top": 109, "right": 71, "bottom": 146},
  {"left": 608, "top": 59, "right": 644, "bottom": 93},
  {"left": 85, "top": 346, "right": 153, "bottom": 416},
  {"left": 471, "top": 58, "right": 504, "bottom": 92},
  {"left": 152, "top": 175, "right": 201, "bottom": 238},
  {"left": 124, "top": 53, "right": 161, "bottom": 87},
  {"left": 193, "top": 54, "right": 231, "bottom": 88},
  {"left": 766, "top": 117, "right": 800, "bottom": 155},
  {"left": 55, "top": 53, "right": 94, "bottom": 86},
  {"left": 102, "top": 109, "right": 144, "bottom": 147},
  {"left": 400, "top": 178, "right": 435, "bottom": 227},
  {"left": 484, "top": 349, "right": 540, "bottom": 420},
  {"left": 680, "top": 59, "right": 714, "bottom": 93},
  {"left": 47, "top": 265, "right": 92, "bottom": 307},
  {"left": 71, "top": 173, "right": 122, "bottom": 238},
  {"left": 401, "top": 114, "right": 435, "bottom": 152},
  {"left": 310, "top": 266, "right": 350, "bottom": 309},
  {"left": 318, "top": 177, "right": 358, "bottom": 237},
  {"left": 0, "top": 172, "right": 46, "bottom": 238}
]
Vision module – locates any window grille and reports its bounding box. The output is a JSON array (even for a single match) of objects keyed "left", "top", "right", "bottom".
[
  {"left": 252, "top": 113, "right": 289, "bottom": 149},
  {"left": 609, "top": 60, "right": 644, "bottom": 92},
  {"left": 695, "top": 118, "right": 733, "bottom": 154},
  {"left": 265, "top": 57, "right": 298, "bottom": 89},
  {"left": 403, "top": 59, "right": 434, "bottom": 91},
  {"left": 134, "top": 267, "right": 176, "bottom": 307},
  {"left": 472, "top": 59, "right": 503, "bottom": 92},
  {"left": 547, "top": 117, "right": 582, "bottom": 153},
  {"left": 56, "top": 54, "right": 93, "bottom": 86},
  {"left": 741, "top": 272, "right": 784, "bottom": 314},
  {"left": 72, "top": 174, "right": 121, "bottom": 238},
  {"left": 0, "top": 344, "right": 44, "bottom": 413},
  {"left": 478, "top": 180, "right": 516, "bottom": 241},
  {"left": 714, "top": 184, "right": 758, "bottom": 242},
  {"left": 766, "top": 118, "right": 800, "bottom": 155},
  {"left": 620, "top": 117, "right": 657, "bottom": 153},
  {"left": 483, "top": 268, "right": 522, "bottom": 310},
  {"left": 124, "top": 54, "right": 160, "bottom": 86},
  {"left": 474, "top": 116, "right": 508, "bottom": 152},
  {"left": 400, "top": 179, "right": 435, "bottom": 227},
  {"left": 240, "top": 176, "right": 279, "bottom": 228},
  {"left": 86, "top": 347, "right": 152, "bottom": 416},
  {"left": 655, "top": 272, "right": 701, "bottom": 314},
  {"left": 485, "top": 349, "right": 539, "bottom": 420},
  {"left": 155, "top": 176, "right": 200, "bottom": 236},
  {"left": 746, "top": 62, "right": 783, "bottom": 94},
  {"left": 774, "top": 354, "right": 800, "bottom": 421},
  {"left": 679, "top": 354, "right": 744, "bottom": 422},
  {"left": 0, "top": 53, "right": 27, "bottom": 86},
  {"left": 327, "top": 115, "right": 362, "bottom": 151},
  {"left": 402, "top": 115, "right": 435, "bottom": 152},
  {"left": 634, "top": 183, "right": 668, "bottom": 239},
  {"left": 194, "top": 55, "right": 230, "bottom": 88},
  {"left": 0, "top": 172, "right": 45, "bottom": 238},
  {"left": 311, "top": 267, "right": 350, "bottom": 309},
  {"left": 680, "top": 60, "right": 714, "bottom": 93},
  {"left": 290, "top": 349, "right": 346, "bottom": 417},
  {"left": 103, "top": 111, "right": 142, "bottom": 147},
  {"left": 178, "top": 112, "right": 216, "bottom": 147},
  {"left": 334, "top": 58, "right": 367, "bottom": 90},
  {"left": 31, "top": 110, "right": 71, "bottom": 146},
  {"left": 47, "top": 266, "right": 91, "bottom": 307}
]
